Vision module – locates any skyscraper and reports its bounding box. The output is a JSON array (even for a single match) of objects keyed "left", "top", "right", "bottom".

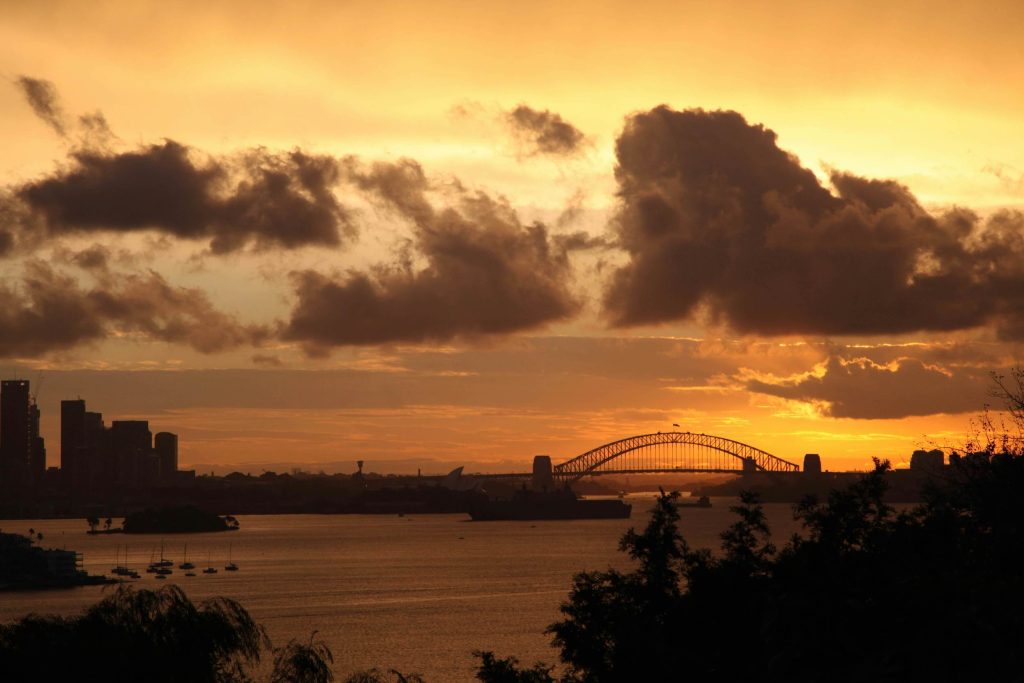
[
  {"left": 0, "top": 380, "right": 31, "bottom": 481},
  {"left": 84, "top": 410, "right": 106, "bottom": 489},
  {"left": 111, "top": 420, "right": 151, "bottom": 485},
  {"left": 61, "top": 399, "right": 86, "bottom": 488},
  {"left": 29, "top": 401, "right": 45, "bottom": 483},
  {"left": 155, "top": 432, "right": 178, "bottom": 481}
]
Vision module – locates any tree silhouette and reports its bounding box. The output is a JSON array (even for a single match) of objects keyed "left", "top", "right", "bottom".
[
  {"left": 0, "top": 586, "right": 335, "bottom": 682},
  {"left": 271, "top": 632, "right": 334, "bottom": 683},
  {"left": 479, "top": 450, "right": 1024, "bottom": 682},
  {"left": 474, "top": 652, "right": 555, "bottom": 683},
  {"left": 343, "top": 670, "right": 425, "bottom": 683}
]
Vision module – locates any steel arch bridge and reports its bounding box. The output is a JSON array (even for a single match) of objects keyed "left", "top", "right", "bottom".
[{"left": 552, "top": 431, "right": 799, "bottom": 481}]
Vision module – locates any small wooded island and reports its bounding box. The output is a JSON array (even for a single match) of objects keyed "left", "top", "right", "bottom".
[{"left": 117, "top": 506, "right": 240, "bottom": 534}]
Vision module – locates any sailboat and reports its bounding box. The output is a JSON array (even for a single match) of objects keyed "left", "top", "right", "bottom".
[
  {"left": 153, "top": 539, "right": 173, "bottom": 567},
  {"left": 203, "top": 551, "right": 218, "bottom": 574},
  {"left": 111, "top": 545, "right": 138, "bottom": 578},
  {"left": 179, "top": 544, "right": 195, "bottom": 570},
  {"left": 224, "top": 543, "right": 238, "bottom": 571}
]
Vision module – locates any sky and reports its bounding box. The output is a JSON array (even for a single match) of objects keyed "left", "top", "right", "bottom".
[{"left": 2, "top": 0, "right": 1023, "bottom": 473}]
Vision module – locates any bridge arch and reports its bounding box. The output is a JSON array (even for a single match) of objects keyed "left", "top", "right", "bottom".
[{"left": 552, "top": 431, "right": 799, "bottom": 481}]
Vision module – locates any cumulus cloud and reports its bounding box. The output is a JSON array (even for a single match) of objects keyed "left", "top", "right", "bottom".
[
  {"left": 283, "top": 159, "right": 579, "bottom": 349},
  {"left": 0, "top": 262, "right": 266, "bottom": 357},
  {"left": 505, "top": 104, "right": 587, "bottom": 157},
  {"left": 13, "top": 142, "right": 351, "bottom": 253},
  {"left": 604, "top": 106, "right": 1024, "bottom": 338},
  {"left": 747, "top": 356, "right": 990, "bottom": 419}
]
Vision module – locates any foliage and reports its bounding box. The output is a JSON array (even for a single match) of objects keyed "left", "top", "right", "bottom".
[
  {"left": 474, "top": 652, "right": 556, "bottom": 683},
  {"left": 0, "top": 532, "right": 48, "bottom": 585},
  {"left": 123, "top": 505, "right": 234, "bottom": 534},
  {"left": 271, "top": 633, "right": 334, "bottom": 683},
  {"left": 343, "top": 669, "right": 425, "bottom": 683},
  {"left": 484, "top": 447, "right": 1024, "bottom": 681},
  {"left": 0, "top": 585, "right": 267, "bottom": 682}
]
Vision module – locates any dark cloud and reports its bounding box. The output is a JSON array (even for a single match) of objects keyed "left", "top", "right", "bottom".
[
  {"left": 283, "top": 160, "right": 579, "bottom": 349},
  {"left": 505, "top": 104, "right": 586, "bottom": 157},
  {"left": 553, "top": 230, "right": 616, "bottom": 252},
  {"left": 747, "top": 356, "right": 990, "bottom": 419},
  {"left": 605, "top": 106, "right": 1024, "bottom": 338},
  {"left": 14, "top": 142, "right": 351, "bottom": 253},
  {"left": 251, "top": 353, "right": 284, "bottom": 367},
  {"left": 16, "top": 76, "right": 67, "bottom": 136},
  {"left": 0, "top": 262, "right": 265, "bottom": 357},
  {"left": 68, "top": 244, "right": 112, "bottom": 271}
]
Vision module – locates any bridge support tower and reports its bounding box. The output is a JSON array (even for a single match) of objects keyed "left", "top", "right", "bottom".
[{"left": 532, "top": 455, "right": 554, "bottom": 491}]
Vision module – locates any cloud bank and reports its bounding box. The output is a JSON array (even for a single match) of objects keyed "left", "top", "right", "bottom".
[
  {"left": 605, "top": 106, "right": 1024, "bottom": 338},
  {"left": 747, "top": 356, "right": 990, "bottom": 419},
  {"left": 0, "top": 262, "right": 266, "bottom": 357},
  {"left": 283, "top": 159, "right": 579, "bottom": 349},
  {"left": 14, "top": 142, "right": 351, "bottom": 254}
]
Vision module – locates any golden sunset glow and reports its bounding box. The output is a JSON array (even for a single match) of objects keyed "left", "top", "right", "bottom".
[{"left": 3, "top": 0, "right": 1023, "bottom": 473}]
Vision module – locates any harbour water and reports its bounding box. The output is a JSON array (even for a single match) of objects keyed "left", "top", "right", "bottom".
[{"left": 0, "top": 496, "right": 804, "bottom": 681}]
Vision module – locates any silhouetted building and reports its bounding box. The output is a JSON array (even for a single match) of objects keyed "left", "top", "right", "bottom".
[
  {"left": 61, "top": 399, "right": 87, "bottom": 488},
  {"left": 154, "top": 432, "right": 178, "bottom": 481},
  {"left": 1, "top": 380, "right": 32, "bottom": 483},
  {"left": 111, "top": 420, "right": 151, "bottom": 485},
  {"left": 29, "top": 402, "right": 45, "bottom": 483},
  {"left": 803, "top": 453, "right": 821, "bottom": 474},
  {"left": 910, "top": 449, "right": 944, "bottom": 472},
  {"left": 84, "top": 411, "right": 108, "bottom": 487}
]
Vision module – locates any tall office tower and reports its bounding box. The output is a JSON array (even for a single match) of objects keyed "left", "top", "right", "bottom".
[
  {"left": 28, "top": 401, "right": 45, "bottom": 482},
  {"left": 154, "top": 432, "right": 179, "bottom": 481},
  {"left": 83, "top": 411, "right": 106, "bottom": 488},
  {"left": 0, "top": 380, "right": 31, "bottom": 481},
  {"left": 111, "top": 420, "right": 151, "bottom": 485},
  {"left": 61, "top": 399, "right": 87, "bottom": 488}
]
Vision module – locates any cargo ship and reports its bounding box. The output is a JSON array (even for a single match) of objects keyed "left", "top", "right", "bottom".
[{"left": 468, "top": 487, "right": 632, "bottom": 521}]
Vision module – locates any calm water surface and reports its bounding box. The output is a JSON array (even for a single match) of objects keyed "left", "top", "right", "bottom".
[{"left": 0, "top": 496, "right": 803, "bottom": 681}]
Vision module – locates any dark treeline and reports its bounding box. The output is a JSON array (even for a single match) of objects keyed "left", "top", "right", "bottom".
[{"left": 4, "top": 472, "right": 493, "bottom": 519}]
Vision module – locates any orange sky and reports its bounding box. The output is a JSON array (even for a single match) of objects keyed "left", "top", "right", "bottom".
[{"left": 2, "top": 0, "right": 1023, "bottom": 473}]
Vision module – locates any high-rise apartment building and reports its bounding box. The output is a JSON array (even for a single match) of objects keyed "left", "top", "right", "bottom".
[
  {"left": 0, "top": 380, "right": 31, "bottom": 481},
  {"left": 61, "top": 399, "right": 87, "bottom": 487},
  {"left": 111, "top": 420, "right": 152, "bottom": 485},
  {"left": 155, "top": 432, "right": 179, "bottom": 480}
]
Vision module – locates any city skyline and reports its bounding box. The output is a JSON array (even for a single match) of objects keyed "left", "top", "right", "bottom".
[{"left": 3, "top": 1, "right": 1024, "bottom": 471}]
